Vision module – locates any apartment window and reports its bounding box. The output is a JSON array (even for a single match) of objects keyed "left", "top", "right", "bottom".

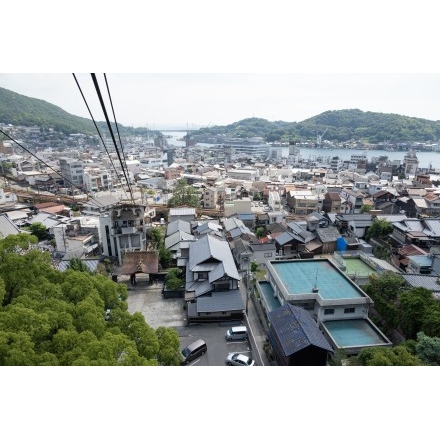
[
  {"left": 344, "top": 307, "right": 355, "bottom": 314},
  {"left": 324, "top": 309, "right": 335, "bottom": 315}
]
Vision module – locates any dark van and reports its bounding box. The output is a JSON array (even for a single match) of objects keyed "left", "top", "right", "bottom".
[{"left": 180, "top": 339, "right": 207, "bottom": 365}]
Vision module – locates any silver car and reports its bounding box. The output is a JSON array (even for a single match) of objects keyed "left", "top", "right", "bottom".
[{"left": 226, "top": 352, "right": 255, "bottom": 366}]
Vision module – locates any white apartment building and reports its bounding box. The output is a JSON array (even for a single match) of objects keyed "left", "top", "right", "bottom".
[
  {"left": 268, "top": 190, "right": 281, "bottom": 211},
  {"left": 59, "top": 157, "right": 84, "bottom": 188},
  {"left": 403, "top": 151, "right": 419, "bottom": 178},
  {"left": 83, "top": 167, "right": 111, "bottom": 192},
  {"left": 227, "top": 169, "right": 258, "bottom": 181},
  {"left": 100, "top": 204, "right": 149, "bottom": 265}
]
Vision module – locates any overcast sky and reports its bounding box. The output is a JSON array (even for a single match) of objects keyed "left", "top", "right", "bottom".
[
  {"left": 1, "top": 73, "right": 439, "bottom": 130},
  {"left": 2, "top": 2, "right": 440, "bottom": 131}
]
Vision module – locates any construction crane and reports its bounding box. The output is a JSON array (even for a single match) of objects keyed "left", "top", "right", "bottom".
[{"left": 316, "top": 128, "right": 328, "bottom": 148}]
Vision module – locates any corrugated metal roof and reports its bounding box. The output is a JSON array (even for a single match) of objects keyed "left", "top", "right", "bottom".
[
  {"left": 402, "top": 274, "right": 440, "bottom": 293},
  {"left": 58, "top": 259, "right": 100, "bottom": 272}
]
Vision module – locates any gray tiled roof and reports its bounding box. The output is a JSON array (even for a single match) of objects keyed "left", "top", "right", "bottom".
[
  {"left": 187, "top": 234, "right": 240, "bottom": 282},
  {"left": 196, "top": 290, "right": 244, "bottom": 313},
  {"left": 0, "top": 214, "right": 21, "bottom": 237},
  {"left": 314, "top": 226, "right": 340, "bottom": 243},
  {"left": 166, "top": 219, "right": 191, "bottom": 236},
  {"left": 268, "top": 304, "right": 333, "bottom": 356},
  {"left": 164, "top": 230, "right": 195, "bottom": 250}
]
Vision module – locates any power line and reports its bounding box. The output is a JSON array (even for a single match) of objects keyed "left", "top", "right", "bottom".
[
  {"left": 103, "top": 73, "right": 130, "bottom": 182},
  {"left": 90, "top": 74, "right": 136, "bottom": 205},
  {"left": 0, "top": 128, "right": 106, "bottom": 208},
  {"left": 72, "top": 73, "right": 130, "bottom": 201}
]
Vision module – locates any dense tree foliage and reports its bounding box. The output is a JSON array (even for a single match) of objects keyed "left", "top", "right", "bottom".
[
  {"left": 364, "top": 272, "right": 440, "bottom": 340},
  {"left": 0, "top": 86, "right": 152, "bottom": 136},
  {"left": 0, "top": 234, "right": 181, "bottom": 365},
  {"left": 415, "top": 332, "right": 440, "bottom": 366},
  {"left": 67, "top": 257, "right": 92, "bottom": 274},
  {"left": 165, "top": 268, "right": 184, "bottom": 291},
  {"left": 167, "top": 178, "right": 200, "bottom": 208},
  {"left": 192, "top": 110, "right": 440, "bottom": 143},
  {"left": 365, "top": 218, "right": 393, "bottom": 242},
  {"left": 351, "top": 345, "right": 424, "bottom": 366}
]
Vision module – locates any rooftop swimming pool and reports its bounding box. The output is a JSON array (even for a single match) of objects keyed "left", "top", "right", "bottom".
[
  {"left": 270, "top": 259, "right": 365, "bottom": 300},
  {"left": 323, "top": 319, "right": 392, "bottom": 349},
  {"left": 258, "top": 281, "right": 281, "bottom": 312}
]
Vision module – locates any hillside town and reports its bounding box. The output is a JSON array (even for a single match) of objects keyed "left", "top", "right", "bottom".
[{"left": 1, "top": 122, "right": 440, "bottom": 366}]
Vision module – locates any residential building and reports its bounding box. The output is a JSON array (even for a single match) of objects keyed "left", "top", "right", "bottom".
[
  {"left": 257, "top": 259, "right": 392, "bottom": 355},
  {"left": 184, "top": 234, "right": 243, "bottom": 324},
  {"left": 322, "top": 192, "right": 342, "bottom": 213},
  {"left": 59, "top": 157, "right": 84, "bottom": 188},
  {"left": 99, "top": 204, "right": 149, "bottom": 265},
  {"left": 168, "top": 207, "right": 196, "bottom": 223},
  {"left": 403, "top": 151, "right": 419, "bottom": 178},
  {"left": 226, "top": 169, "right": 258, "bottom": 181},
  {"left": 83, "top": 167, "right": 110, "bottom": 192},
  {"left": 339, "top": 188, "right": 366, "bottom": 213},
  {"left": 267, "top": 303, "right": 334, "bottom": 366}
]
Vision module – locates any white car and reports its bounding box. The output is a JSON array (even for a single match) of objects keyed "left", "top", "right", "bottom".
[{"left": 225, "top": 352, "right": 255, "bottom": 366}]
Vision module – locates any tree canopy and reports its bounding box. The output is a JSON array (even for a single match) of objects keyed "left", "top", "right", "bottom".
[
  {"left": 167, "top": 178, "right": 200, "bottom": 208},
  {"left": 365, "top": 218, "right": 393, "bottom": 242},
  {"left": 0, "top": 234, "right": 181, "bottom": 365},
  {"left": 363, "top": 271, "right": 440, "bottom": 340}
]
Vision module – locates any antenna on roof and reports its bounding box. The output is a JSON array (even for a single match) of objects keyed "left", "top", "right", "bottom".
[{"left": 312, "top": 269, "right": 319, "bottom": 293}]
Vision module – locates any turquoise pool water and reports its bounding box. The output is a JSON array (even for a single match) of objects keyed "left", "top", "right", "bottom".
[
  {"left": 258, "top": 281, "right": 281, "bottom": 312},
  {"left": 323, "top": 319, "right": 389, "bottom": 347},
  {"left": 271, "top": 260, "right": 364, "bottom": 300}
]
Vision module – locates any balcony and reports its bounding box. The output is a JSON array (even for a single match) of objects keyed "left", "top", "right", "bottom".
[{"left": 121, "top": 226, "right": 137, "bottom": 234}]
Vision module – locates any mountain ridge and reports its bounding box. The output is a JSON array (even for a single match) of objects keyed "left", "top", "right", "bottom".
[{"left": 1, "top": 86, "right": 439, "bottom": 143}]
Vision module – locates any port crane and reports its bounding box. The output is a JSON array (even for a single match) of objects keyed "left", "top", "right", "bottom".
[{"left": 316, "top": 128, "right": 328, "bottom": 148}]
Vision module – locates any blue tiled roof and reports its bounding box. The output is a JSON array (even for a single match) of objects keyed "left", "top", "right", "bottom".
[{"left": 268, "top": 304, "right": 333, "bottom": 356}]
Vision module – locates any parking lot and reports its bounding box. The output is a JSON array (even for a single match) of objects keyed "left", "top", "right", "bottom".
[
  {"left": 124, "top": 276, "right": 261, "bottom": 366},
  {"left": 177, "top": 322, "right": 254, "bottom": 366}
]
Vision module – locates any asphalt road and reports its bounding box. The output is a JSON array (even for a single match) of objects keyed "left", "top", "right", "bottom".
[{"left": 124, "top": 276, "right": 259, "bottom": 366}]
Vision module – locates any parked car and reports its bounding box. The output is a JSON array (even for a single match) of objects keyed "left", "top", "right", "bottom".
[
  {"left": 226, "top": 352, "right": 255, "bottom": 366},
  {"left": 180, "top": 339, "right": 207, "bottom": 365},
  {"left": 225, "top": 326, "right": 248, "bottom": 341}
]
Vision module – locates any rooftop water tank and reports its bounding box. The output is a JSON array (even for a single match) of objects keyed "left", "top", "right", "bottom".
[{"left": 336, "top": 237, "right": 347, "bottom": 252}]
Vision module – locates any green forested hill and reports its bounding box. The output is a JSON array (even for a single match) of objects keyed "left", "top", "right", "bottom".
[
  {"left": 194, "top": 109, "right": 440, "bottom": 143},
  {"left": 0, "top": 87, "right": 150, "bottom": 136},
  {"left": 0, "top": 86, "right": 96, "bottom": 135},
  {"left": 2, "top": 85, "right": 440, "bottom": 143}
]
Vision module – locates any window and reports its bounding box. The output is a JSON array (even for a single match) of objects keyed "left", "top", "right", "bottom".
[
  {"left": 324, "top": 309, "right": 335, "bottom": 315},
  {"left": 344, "top": 307, "right": 355, "bottom": 314}
]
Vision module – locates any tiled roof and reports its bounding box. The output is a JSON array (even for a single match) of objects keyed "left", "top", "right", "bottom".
[
  {"left": 196, "top": 289, "right": 244, "bottom": 313},
  {"left": 268, "top": 304, "right": 333, "bottom": 356}
]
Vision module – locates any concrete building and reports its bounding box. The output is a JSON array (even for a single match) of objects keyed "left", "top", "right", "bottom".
[
  {"left": 59, "top": 157, "right": 84, "bottom": 188},
  {"left": 83, "top": 167, "right": 110, "bottom": 192},
  {"left": 257, "top": 259, "right": 392, "bottom": 355},
  {"left": 100, "top": 204, "right": 149, "bottom": 265}
]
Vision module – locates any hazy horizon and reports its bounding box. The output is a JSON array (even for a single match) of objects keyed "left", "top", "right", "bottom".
[{"left": 1, "top": 73, "right": 439, "bottom": 131}]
